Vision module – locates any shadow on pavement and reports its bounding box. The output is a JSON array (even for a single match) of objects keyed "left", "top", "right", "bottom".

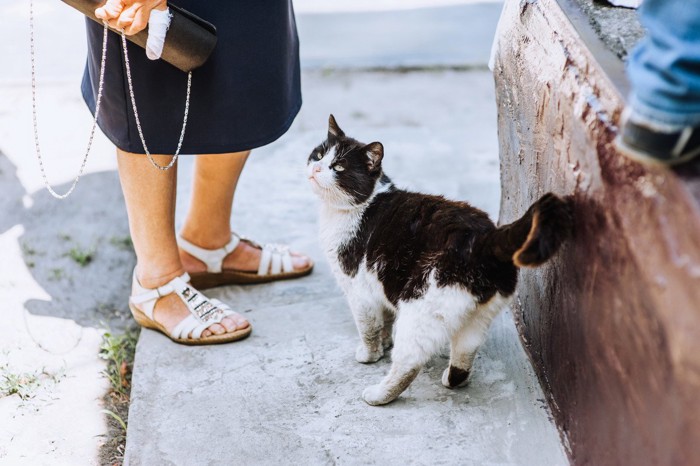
[{"left": 1, "top": 150, "right": 135, "bottom": 330}]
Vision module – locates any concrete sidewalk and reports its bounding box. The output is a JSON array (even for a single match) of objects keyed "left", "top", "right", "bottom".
[{"left": 125, "top": 68, "right": 567, "bottom": 465}]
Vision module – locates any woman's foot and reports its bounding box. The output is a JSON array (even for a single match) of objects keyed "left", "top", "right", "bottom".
[
  {"left": 137, "top": 270, "right": 249, "bottom": 339},
  {"left": 178, "top": 234, "right": 311, "bottom": 275}
]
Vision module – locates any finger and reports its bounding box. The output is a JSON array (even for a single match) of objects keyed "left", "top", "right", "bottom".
[
  {"left": 106, "top": 18, "right": 120, "bottom": 30},
  {"left": 116, "top": 4, "right": 138, "bottom": 30},
  {"left": 125, "top": 6, "right": 150, "bottom": 35},
  {"left": 95, "top": 0, "right": 123, "bottom": 21}
]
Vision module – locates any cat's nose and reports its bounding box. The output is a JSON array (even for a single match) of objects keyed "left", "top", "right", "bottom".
[{"left": 313, "top": 165, "right": 322, "bottom": 173}]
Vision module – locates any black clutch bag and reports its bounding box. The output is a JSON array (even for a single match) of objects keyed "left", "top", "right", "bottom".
[{"left": 61, "top": 0, "right": 217, "bottom": 72}]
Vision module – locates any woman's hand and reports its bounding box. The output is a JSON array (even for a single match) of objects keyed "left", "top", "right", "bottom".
[{"left": 95, "top": 0, "right": 167, "bottom": 36}]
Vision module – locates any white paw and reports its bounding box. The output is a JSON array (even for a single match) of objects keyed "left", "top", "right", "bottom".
[
  {"left": 362, "top": 384, "right": 392, "bottom": 406},
  {"left": 441, "top": 368, "right": 451, "bottom": 388},
  {"left": 355, "top": 344, "right": 383, "bottom": 364}
]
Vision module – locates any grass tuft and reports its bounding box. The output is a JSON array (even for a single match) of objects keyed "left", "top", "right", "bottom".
[
  {"left": 101, "top": 408, "right": 127, "bottom": 432},
  {"left": 99, "top": 324, "right": 139, "bottom": 465},
  {"left": 109, "top": 236, "right": 133, "bottom": 251},
  {"left": 67, "top": 246, "right": 94, "bottom": 267},
  {"left": 0, "top": 370, "right": 39, "bottom": 400},
  {"left": 0, "top": 365, "right": 65, "bottom": 401},
  {"left": 21, "top": 242, "right": 37, "bottom": 256},
  {"left": 99, "top": 326, "right": 139, "bottom": 396},
  {"left": 49, "top": 268, "right": 64, "bottom": 281}
]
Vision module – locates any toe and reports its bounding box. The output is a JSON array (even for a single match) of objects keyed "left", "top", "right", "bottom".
[
  {"left": 291, "top": 253, "right": 311, "bottom": 270},
  {"left": 232, "top": 314, "right": 250, "bottom": 330},
  {"left": 220, "top": 314, "right": 249, "bottom": 332},
  {"left": 219, "top": 316, "right": 238, "bottom": 332},
  {"left": 208, "top": 323, "right": 225, "bottom": 335}
]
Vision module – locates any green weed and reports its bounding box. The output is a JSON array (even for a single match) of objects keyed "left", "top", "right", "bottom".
[
  {"left": 48, "top": 268, "right": 64, "bottom": 281},
  {"left": 0, "top": 364, "right": 66, "bottom": 401},
  {"left": 0, "top": 370, "right": 39, "bottom": 400},
  {"left": 67, "top": 246, "right": 94, "bottom": 266},
  {"left": 99, "top": 326, "right": 139, "bottom": 396},
  {"left": 99, "top": 325, "right": 139, "bottom": 465},
  {"left": 101, "top": 408, "right": 127, "bottom": 432},
  {"left": 21, "top": 242, "right": 37, "bottom": 256},
  {"left": 109, "top": 236, "right": 133, "bottom": 251}
]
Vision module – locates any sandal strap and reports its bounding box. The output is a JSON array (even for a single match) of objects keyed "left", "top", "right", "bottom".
[
  {"left": 130, "top": 269, "right": 235, "bottom": 340},
  {"left": 130, "top": 271, "right": 192, "bottom": 319},
  {"left": 171, "top": 298, "right": 235, "bottom": 339},
  {"left": 257, "top": 244, "right": 294, "bottom": 276},
  {"left": 177, "top": 233, "right": 241, "bottom": 273}
]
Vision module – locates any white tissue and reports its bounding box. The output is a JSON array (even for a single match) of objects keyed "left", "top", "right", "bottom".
[{"left": 146, "top": 8, "right": 172, "bottom": 60}]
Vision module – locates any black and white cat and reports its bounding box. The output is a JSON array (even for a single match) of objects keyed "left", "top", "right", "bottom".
[{"left": 307, "top": 115, "right": 572, "bottom": 406}]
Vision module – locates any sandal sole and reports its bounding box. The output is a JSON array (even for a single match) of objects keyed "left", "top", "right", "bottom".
[
  {"left": 189, "top": 263, "right": 314, "bottom": 290},
  {"left": 129, "top": 303, "right": 252, "bottom": 346}
]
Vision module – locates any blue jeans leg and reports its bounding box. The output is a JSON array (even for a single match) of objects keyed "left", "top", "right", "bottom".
[{"left": 627, "top": 0, "right": 700, "bottom": 128}]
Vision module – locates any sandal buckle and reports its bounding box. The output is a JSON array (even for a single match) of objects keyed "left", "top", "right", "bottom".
[
  {"left": 194, "top": 300, "right": 223, "bottom": 323},
  {"left": 180, "top": 286, "right": 224, "bottom": 323}
]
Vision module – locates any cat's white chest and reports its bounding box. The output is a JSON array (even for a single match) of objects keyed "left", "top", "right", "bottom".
[{"left": 318, "top": 206, "right": 363, "bottom": 272}]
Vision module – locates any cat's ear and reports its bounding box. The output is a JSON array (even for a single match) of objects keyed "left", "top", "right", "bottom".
[
  {"left": 364, "top": 142, "right": 384, "bottom": 172},
  {"left": 328, "top": 114, "right": 345, "bottom": 139}
]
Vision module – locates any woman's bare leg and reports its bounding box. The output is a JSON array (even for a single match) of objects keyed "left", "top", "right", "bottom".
[
  {"left": 179, "top": 151, "right": 310, "bottom": 274},
  {"left": 117, "top": 149, "right": 249, "bottom": 336}
]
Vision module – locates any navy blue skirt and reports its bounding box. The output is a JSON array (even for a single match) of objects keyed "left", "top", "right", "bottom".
[{"left": 82, "top": 1, "right": 301, "bottom": 154}]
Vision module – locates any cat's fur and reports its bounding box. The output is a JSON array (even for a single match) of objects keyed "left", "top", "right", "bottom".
[{"left": 307, "top": 115, "right": 573, "bottom": 405}]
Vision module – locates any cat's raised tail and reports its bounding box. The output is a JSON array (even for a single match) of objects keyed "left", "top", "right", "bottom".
[{"left": 485, "top": 193, "right": 573, "bottom": 267}]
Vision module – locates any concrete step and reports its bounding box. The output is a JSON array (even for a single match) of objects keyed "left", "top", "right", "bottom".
[
  {"left": 122, "top": 2, "right": 567, "bottom": 464},
  {"left": 123, "top": 68, "right": 568, "bottom": 465}
]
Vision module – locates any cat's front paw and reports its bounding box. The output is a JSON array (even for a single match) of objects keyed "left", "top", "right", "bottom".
[
  {"left": 362, "top": 384, "right": 395, "bottom": 406},
  {"left": 441, "top": 365, "right": 470, "bottom": 389},
  {"left": 355, "top": 344, "right": 383, "bottom": 364}
]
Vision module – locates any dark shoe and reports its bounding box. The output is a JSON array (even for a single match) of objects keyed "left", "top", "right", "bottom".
[{"left": 615, "top": 117, "right": 700, "bottom": 166}]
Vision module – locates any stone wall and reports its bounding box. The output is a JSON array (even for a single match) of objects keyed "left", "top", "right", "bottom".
[{"left": 492, "top": 0, "right": 700, "bottom": 464}]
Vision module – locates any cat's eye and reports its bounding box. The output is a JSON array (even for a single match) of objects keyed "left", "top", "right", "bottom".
[
  {"left": 333, "top": 164, "right": 345, "bottom": 172},
  {"left": 314, "top": 152, "right": 323, "bottom": 161}
]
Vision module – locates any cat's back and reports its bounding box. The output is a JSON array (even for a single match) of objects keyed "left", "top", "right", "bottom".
[
  {"left": 337, "top": 188, "right": 496, "bottom": 275},
  {"left": 335, "top": 188, "right": 500, "bottom": 304},
  {"left": 365, "top": 188, "right": 496, "bottom": 247}
]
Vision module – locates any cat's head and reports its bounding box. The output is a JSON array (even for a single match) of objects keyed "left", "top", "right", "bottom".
[{"left": 307, "top": 115, "right": 384, "bottom": 208}]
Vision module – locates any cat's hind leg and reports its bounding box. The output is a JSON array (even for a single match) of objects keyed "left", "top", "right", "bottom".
[
  {"left": 441, "top": 321, "right": 483, "bottom": 389},
  {"left": 442, "top": 294, "right": 508, "bottom": 389},
  {"left": 381, "top": 307, "right": 395, "bottom": 351},
  {"left": 362, "top": 304, "right": 446, "bottom": 406}
]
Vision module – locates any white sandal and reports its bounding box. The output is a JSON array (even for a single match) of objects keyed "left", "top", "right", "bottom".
[
  {"left": 178, "top": 232, "right": 314, "bottom": 289},
  {"left": 128, "top": 269, "right": 252, "bottom": 345}
]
